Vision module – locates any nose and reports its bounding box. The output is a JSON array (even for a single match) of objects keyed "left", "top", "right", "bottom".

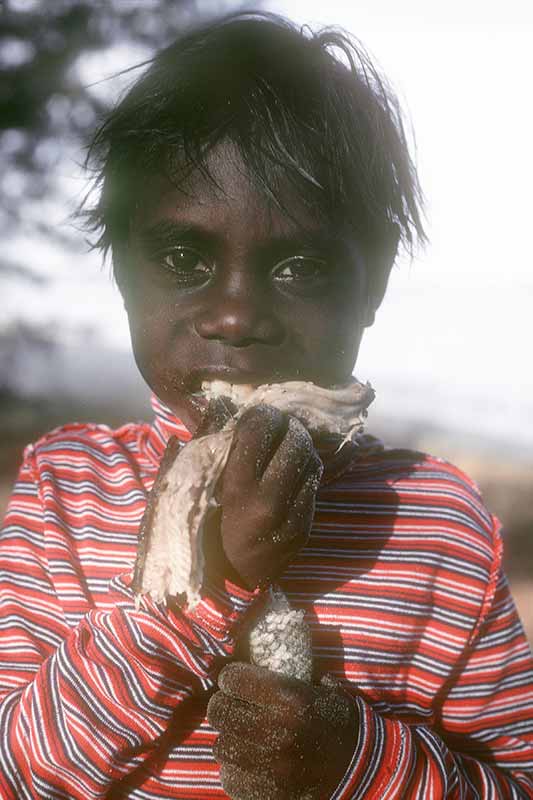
[{"left": 194, "top": 283, "right": 284, "bottom": 347}]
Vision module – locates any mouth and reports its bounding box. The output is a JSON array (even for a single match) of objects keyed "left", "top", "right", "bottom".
[{"left": 186, "top": 366, "right": 277, "bottom": 395}]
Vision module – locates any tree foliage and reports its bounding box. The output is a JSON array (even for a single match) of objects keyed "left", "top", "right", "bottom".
[{"left": 0, "top": 0, "right": 238, "bottom": 256}]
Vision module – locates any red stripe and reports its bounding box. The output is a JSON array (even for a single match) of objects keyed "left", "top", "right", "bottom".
[{"left": 0, "top": 402, "right": 532, "bottom": 798}]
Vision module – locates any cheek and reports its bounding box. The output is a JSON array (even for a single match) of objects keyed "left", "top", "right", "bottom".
[
  {"left": 297, "top": 291, "right": 366, "bottom": 378},
  {"left": 125, "top": 293, "right": 188, "bottom": 384},
  {"left": 318, "top": 321, "right": 364, "bottom": 375},
  {"left": 126, "top": 302, "right": 203, "bottom": 428},
  {"left": 327, "top": 273, "right": 369, "bottom": 368},
  {"left": 127, "top": 302, "right": 166, "bottom": 362}
]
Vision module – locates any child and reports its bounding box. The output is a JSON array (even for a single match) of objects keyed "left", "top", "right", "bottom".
[{"left": 1, "top": 12, "right": 532, "bottom": 799}]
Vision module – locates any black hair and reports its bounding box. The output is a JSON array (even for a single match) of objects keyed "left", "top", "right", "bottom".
[{"left": 82, "top": 11, "right": 426, "bottom": 269}]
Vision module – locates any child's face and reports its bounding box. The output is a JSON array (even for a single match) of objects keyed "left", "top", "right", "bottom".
[{"left": 119, "top": 143, "right": 373, "bottom": 432}]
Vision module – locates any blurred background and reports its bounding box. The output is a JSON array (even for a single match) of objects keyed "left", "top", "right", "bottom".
[{"left": 1, "top": 0, "right": 532, "bottom": 639}]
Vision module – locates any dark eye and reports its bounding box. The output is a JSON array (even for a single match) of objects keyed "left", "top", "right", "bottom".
[
  {"left": 160, "top": 247, "right": 212, "bottom": 285},
  {"left": 271, "top": 255, "right": 329, "bottom": 284}
]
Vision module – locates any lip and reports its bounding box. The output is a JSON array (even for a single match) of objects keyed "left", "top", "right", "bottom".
[{"left": 187, "top": 365, "right": 277, "bottom": 391}]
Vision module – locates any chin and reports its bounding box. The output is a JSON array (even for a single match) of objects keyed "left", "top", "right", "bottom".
[{"left": 173, "top": 394, "right": 207, "bottom": 434}]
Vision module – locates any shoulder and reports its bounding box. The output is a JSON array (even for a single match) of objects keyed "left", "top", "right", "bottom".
[
  {"left": 344, "top": 446, "right": 493, "bottom": 523},
  {"left": 372, "top": 448, "right": 491, "bottom": 519},
  {"left": 325, "top": 446, "right": 501, "bottom": 574},
  {"left": 390, "top": 449, "right": 494, "bottom": 533},
  {"left": 324, "top": 448, "right": 503, "bottom": 637},
  {"left": 21, "top": 419, "right": 150, "bottom": 474}
]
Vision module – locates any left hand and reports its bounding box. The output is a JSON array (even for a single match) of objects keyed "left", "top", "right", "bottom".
[{"left": 207, "top": 663, "right": 358, "bottom": 800}]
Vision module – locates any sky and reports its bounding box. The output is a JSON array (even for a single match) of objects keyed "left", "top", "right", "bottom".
[
  {"left": 5, "top": 0, "right": 533, "bottom": 450},
  {"left": 267, "top": 0, "right": 533, "bottom": 447}
]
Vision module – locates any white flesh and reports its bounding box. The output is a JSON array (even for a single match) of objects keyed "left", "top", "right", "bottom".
[
  {"left": 202, "top": 377, "right": 373, "bottom": 443},
  {"left": 137, "top": 429, "right": 234, "bottom": 606}
]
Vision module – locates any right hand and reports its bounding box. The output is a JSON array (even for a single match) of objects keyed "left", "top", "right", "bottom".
[{"left": 205, "top": 405, "right": 323, "bottom": 590}]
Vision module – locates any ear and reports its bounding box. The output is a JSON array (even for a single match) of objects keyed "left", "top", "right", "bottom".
[{"left": 364, "top": 223, "right": 400, "bottom": 326}]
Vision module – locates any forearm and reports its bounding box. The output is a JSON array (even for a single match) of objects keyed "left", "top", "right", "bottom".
[
  {"left": 333, "top": 695, "right": 533, "bottom": 800},
  {"left": 0, "top": 572, "right": 258, "bottom": 800}
]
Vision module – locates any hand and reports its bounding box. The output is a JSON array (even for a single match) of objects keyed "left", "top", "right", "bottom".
[
  {"left": 206, "top": 405, "right": 323, "bottom": 590},
  {"left": 207, "top": 663, "right": 358, "bottom": 800}
]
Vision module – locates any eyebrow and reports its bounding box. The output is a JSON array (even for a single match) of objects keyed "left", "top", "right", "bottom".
[
  {"left": 136, "top": 220, "right": 218, "bottom": 252},
  {"left": 136, "top": 218, "right": 350, "bottom": 257}
]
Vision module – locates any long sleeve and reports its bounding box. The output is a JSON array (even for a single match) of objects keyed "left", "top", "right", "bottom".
[
  {"left": 331, "top": 568, "right": 533, "bottom": 799},
  {"left": 0, "top": 453, "right": 258, "bottom": 799}
]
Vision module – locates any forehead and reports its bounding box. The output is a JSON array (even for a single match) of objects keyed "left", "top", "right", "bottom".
[{"left": 131, "top": 141, "right": 330, "bottom": 241}]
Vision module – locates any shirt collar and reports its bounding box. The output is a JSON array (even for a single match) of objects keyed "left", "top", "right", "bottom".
[{"left": 143, "top": 394, "right": 192, "bottom": 466}]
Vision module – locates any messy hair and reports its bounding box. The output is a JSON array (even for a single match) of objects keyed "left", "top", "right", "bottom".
[{"left": 83, "top": 11, "right": 426, "bottom": 268}]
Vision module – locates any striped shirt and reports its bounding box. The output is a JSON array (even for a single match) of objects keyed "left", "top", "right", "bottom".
[{"left": 1, "top": 395, "right": 532, "bottom": 799}]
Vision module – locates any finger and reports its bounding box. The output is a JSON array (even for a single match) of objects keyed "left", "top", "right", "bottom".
[
  {"left": 218, "top": 663, "right": 314, "bottom": 720},
  {"left": 274, "top": 457, "right": 322, "bottom": 549},
  {"left": 252, "top": 452, "right": 323, "bottom": 556},
  {"left": 259, "top": 417, "right": 316, "bottom": 504},
  {"left": 213, "top": 732, "right": 275, "bottom": 771},
  {"left": 215, "top": 733, "right": 321, "bottom": 789},
  {"left": 208, "top": 692, "right": 291, "bottom": 747},
  {"left": 219, "top": 764, "right": 292, "bottom": 800},
  {"left": 319, "top": 672, "right": 343, "bottom": 690},
  {"left": 223, "top": 405, "right": 287, "bottom": 490}
]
